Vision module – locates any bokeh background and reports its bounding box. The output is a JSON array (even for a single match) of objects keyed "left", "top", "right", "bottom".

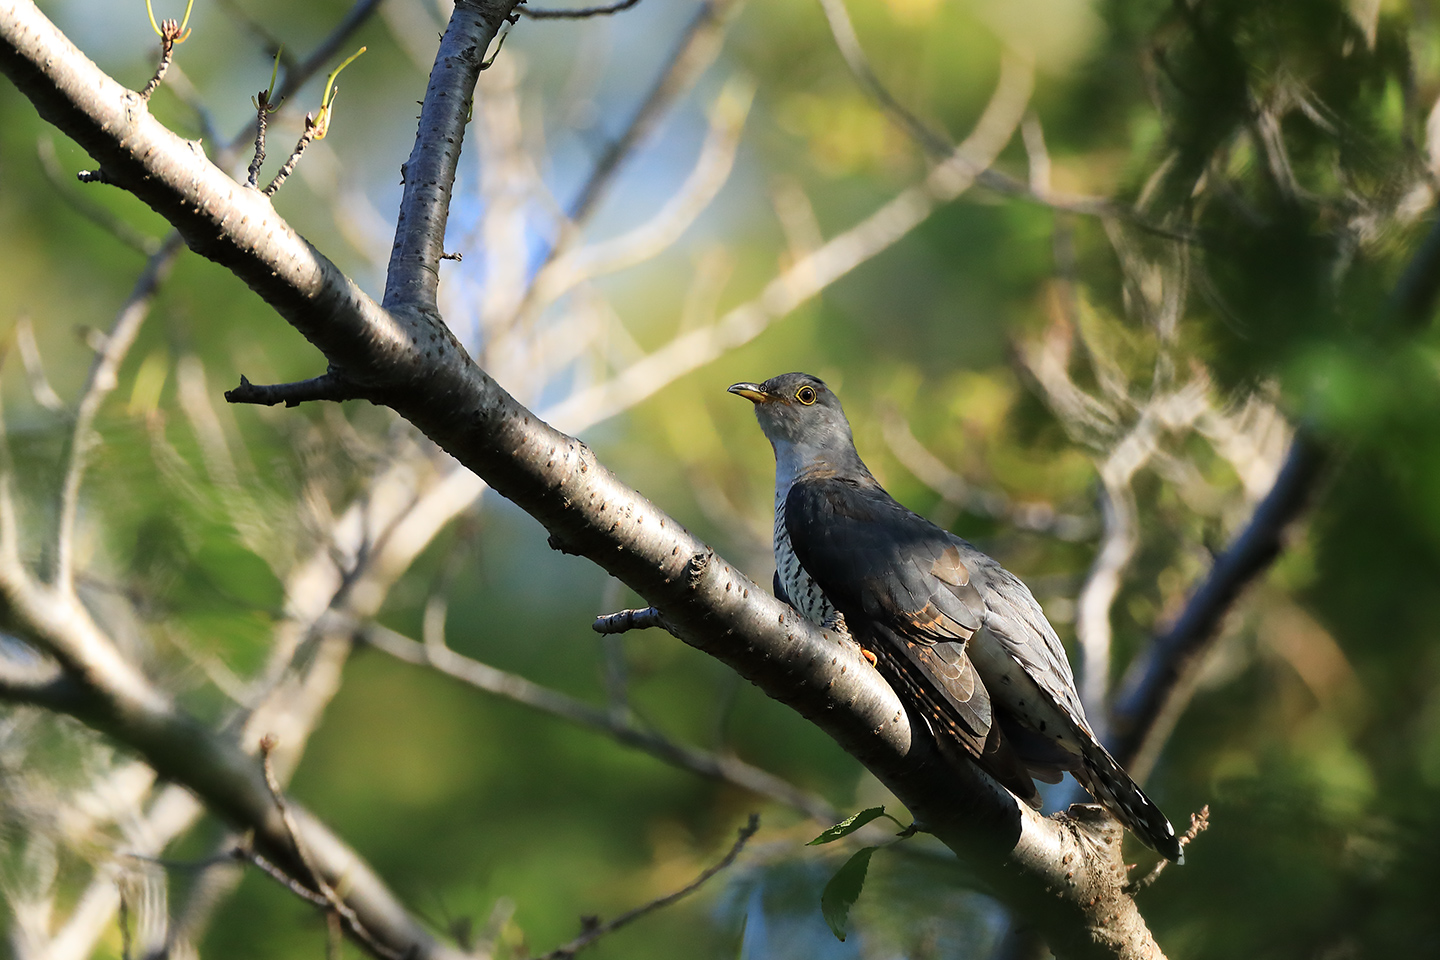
[{"left": 4, "top": 0, "right": 1440, "bottom": 957}]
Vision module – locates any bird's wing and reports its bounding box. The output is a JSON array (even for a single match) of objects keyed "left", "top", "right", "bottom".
[
  {"left": 969, "top": 559, "right": 1089, "bottom": 731},
  {"left": 783, "top": 476, "right": 987, "bottom": 644},
  {"left": 783, "top": 476, "right": 1002, "bottom": 754}
]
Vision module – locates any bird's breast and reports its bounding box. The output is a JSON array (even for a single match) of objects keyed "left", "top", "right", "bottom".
[{"left": 774, "top": 496, "right": 838, "bottom": 626}]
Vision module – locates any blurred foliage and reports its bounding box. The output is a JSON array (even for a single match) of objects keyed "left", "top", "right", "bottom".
[{"left": 5, "top": 0, "right": 1440, "bottom": 958}]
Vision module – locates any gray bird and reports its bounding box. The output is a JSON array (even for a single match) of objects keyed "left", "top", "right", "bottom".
[{"left": 729, "top": 372, "right": 1182, "bottom": 862}]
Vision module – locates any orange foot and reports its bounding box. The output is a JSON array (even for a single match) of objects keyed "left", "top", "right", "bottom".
[{"left": 861, "top": 648, "right": 878, "bottom": 667}]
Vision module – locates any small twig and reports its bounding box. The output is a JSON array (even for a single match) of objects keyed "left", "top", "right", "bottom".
[
  {"left": 13, "top": 316, "right": 66, "bottom": 411},
  {"left": 76, "top": 168, "right": 114, "bottom": 185},
  {"left": 139, "top": 3, "right": 194, "bottom": 101},
  {"left": 259, "top": 735, "right": 404, "bottom": 960},
  {"left": 262, "top": 128, "right": 314, "bottom": 197},
  {"left": 244, "top": 849, "right": 332, "bottom": 907},
  {"left": 224, "top": 373, "right": 362, "bottom": 407},
  {"left": 1125, "top": 805, "right": 1209, "bottom": 891},
  {"left": 520, "top": 0, "right": 642, "bottom": 18},
  {"left": 592, "top": 606, "right": 668, "bottom": 635},
  {"left": 246, "top": 106, "right": 268, "bottom": 188},
  {"left": 54, "top": 233, "right": 185, "bottom": 595},
  {"left": 534, "top": 814, "right": 759, "bottom": 960},
  {"left": 36, "top": 139, "right": 161, "bottom": 255},
  {"left": 247, "top": 51, "right": 284, "bottom": 188}
]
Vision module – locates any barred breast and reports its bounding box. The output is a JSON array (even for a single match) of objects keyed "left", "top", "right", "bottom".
[{"left": 774, "top": 494, "right": 838, "bottom": 626}]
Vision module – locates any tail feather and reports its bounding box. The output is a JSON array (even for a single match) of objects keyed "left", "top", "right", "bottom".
[{"left": 1073, "top": 742, "right": 1183, "bottom": 863}]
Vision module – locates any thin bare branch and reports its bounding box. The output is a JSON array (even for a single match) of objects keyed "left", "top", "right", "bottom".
[
  {"left": 502, "top": 0, "right": 741, "bottom": 334},
  {"left": 12, "top": 316, "right": 66, "bottom": 411},
  {"left": 545, "top": 50, "right": 1036, "bottom": 428},
  {"left": 361, "top": 622, "right": 840, "bottom": 823},
  {"left": 224, "top": 373, "right": 365, "bottom": 407},
  {"left": 527, "top": 76, "right": 754, "bottom": 314},
  {"left": 384, "top": 0, "right": 522, "bottom": 317},
  {"left": 878, "top": 409, "right": 1094, "bottom": 540},
  {"left": 260, "top": 736, "right": 403, "bottom": 960},
  {"left": 533, "top": 814, "right": 759, "bottom": 960},
  {"left": 520, "top": 0, "right": 641, "bottom": 19},
  {"left": 54, "top": 233, "right": 185, "bottom": 595}
]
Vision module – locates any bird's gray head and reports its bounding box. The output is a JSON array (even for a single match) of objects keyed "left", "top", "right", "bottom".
[{"left": 727, "top": 373, "right": 863, "bottom": 475}]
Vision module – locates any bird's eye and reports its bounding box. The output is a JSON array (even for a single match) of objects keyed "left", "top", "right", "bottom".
[{"left": 795, "top": 385, "right": 818, "bottom": 405}]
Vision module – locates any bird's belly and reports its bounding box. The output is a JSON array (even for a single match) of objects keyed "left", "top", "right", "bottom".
[{"left": 774, "top": 499, "right": 837, "bottom": 626}]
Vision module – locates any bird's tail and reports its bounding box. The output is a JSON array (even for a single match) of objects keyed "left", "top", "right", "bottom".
[{"left": 1073, "top": 742, "right": 1184, "bottom": 864}]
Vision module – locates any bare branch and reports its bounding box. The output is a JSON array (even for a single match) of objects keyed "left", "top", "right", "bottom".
[
  {"left": 361, "top": 622, "right": 840, "bottom": 823},
  {"left": 12, "top": 315, "right": 66, "bottom": 411},
  {"left": 592, "top": 606, "right": 667, "bottom": 634},
  {"left": 501, "top": 0, "right": 741, "bottom": 335},
  {"left": 224, "top": 373, "right": 365, "bottom": 407},
  {"left": 534, "top": 814, "right": 758, "bottom": 960},
  {"left": 878, "top": 408, "right": 1094, "bottom": 540},
  {"left": 260, "top": 736, "right": 403, "bottom": 960},
  {"left": 527, "top": 77, "right": 754, "bottom": 314},
  {"left": 54, "top": 233, "right": 185, "bottom": 595},
  {"left": 520, "top": 0, "right": 641, "bottom": 19},
  {"left": 545, "top": 50, "right": 1036, "bottom": 428},
  {"left": 384, "top": 0, "right": 522, "bottom": 317}
]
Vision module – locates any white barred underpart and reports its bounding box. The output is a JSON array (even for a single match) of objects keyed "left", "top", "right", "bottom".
[{"left": 774, "top": 495, "right": 837, "bottom": 626}]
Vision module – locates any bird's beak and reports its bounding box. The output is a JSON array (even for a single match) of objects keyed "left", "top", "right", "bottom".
[{"left": 727, "top": 382, "right": 770, "bottom": 403}]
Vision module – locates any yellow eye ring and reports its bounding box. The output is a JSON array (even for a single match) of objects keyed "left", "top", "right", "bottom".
[{"left": 795, "top": 385, "right": 818, "bottom": 405}]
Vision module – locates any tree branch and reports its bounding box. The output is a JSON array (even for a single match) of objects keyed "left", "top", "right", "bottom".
[
  {"left": 383, "top": 0, "right": 521, "bottom": 317},
  {"left": 0, "top": 569, "right": 465, "bottom": 960},
  {"left": 361, "top": 621, "right": 840, "bottom": 823}
]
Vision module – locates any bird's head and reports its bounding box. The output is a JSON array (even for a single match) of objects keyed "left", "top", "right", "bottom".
[{"left": 727, "top": 373, "right": 858, "bottom": 463}]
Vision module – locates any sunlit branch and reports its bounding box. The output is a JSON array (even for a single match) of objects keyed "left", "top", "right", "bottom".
[
  {"left": 503, "top": 0, "right": 741, "bottom": 335},
  {"left": 527, "top": 77, "right": 753, "bottom": 315},
  {"left": 384, "top": 0, "right": 521, "bottom": 317},
  {"left": 53, "top": 233, "right": 185, "bottom": 596}
]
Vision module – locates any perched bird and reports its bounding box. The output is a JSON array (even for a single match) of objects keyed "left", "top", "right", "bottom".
[{"left": 729, "top": 372, "right": 1182, "bottom": 862}]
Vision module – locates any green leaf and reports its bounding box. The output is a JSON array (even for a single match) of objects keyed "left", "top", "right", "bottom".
[
  {"left": 807, "top": 806, "right": 887, "bottom": 845},
  {"left": 820, "top": 847, "right": 875, "bottom": 942}
]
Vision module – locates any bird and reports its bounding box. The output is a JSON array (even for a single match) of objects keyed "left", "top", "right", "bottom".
[{"left": 728, "top": 372, "right": 1182, "bottom": 863}]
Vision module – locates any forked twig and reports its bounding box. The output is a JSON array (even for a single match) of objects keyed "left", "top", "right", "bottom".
[
  {"left": 259, "top": 735, "right": 403, "bottom": 960},
  {"left": 1125, "top": 805, "right": 1210, "bottom": 891},
  {"left": 533, "top": 814, "right": 759, "bottom": 960}
]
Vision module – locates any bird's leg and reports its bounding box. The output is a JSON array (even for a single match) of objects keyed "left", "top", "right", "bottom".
[{"left": 823, "top": 612, "right": 877, "bottom": 665}]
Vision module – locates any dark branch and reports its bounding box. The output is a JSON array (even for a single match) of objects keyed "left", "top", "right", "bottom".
[
  {"left": 383, "top": 0, "right": 521, "bottom": 316},
  {"left": 520, "top": 0, "right": 641, "bottom": 19},
  {"left": 1109, "top": 430, "right": 1326, "bottom": 766},
  {"left": 224, "top": 373, "right": 363, "bottom": 407},
  {"left": 1111, "top": 213, "right": 1440, "bottom": 770}
]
